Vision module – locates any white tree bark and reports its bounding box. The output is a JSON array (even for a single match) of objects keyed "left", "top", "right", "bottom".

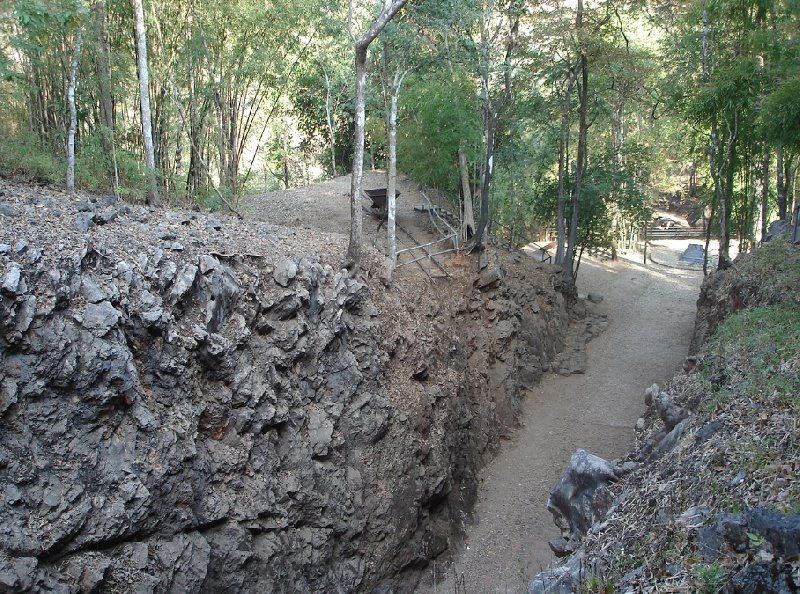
[
  {"left": 133, "top": 0, "right": 161, "bottom": 206},
  {"left": 385, "top": 67, "right": 407, "bottom": 280},
  {"left": 66, "top": 27, "right": 82, "bottom": 196},
  {"left": 346, "top": 0, "right": 409, "bottom": 268}
]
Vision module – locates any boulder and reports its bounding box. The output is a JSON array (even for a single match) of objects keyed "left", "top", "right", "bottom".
[{"left": 547, "top": 449, "right": 618, "bottom": 540}]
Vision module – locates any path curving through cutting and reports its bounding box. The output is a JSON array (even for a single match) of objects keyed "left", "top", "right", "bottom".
[{"left": 419, "top": 254, "right": 703, "bottom": 594}]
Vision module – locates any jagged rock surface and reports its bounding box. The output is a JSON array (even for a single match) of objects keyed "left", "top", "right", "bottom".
[{"left": 0, "top": 180, "right": 569, "bottom": 593}]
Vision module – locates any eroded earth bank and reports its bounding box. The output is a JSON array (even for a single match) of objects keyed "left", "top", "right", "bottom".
[{"left": 0, "top": 178, "right": 572, "bottom": 593}]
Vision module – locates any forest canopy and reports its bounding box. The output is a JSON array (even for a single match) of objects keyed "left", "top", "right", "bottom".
[{"left": 1, "top": 0, "right": 798, "bottom": 276}]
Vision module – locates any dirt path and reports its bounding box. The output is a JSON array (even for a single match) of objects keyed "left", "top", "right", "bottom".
[{"left": 420, "top": 255, "right": 703, "bottom": 594}]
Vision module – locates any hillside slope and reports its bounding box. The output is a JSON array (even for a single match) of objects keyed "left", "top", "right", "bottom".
[{"left": 531, "top": 240, "right": 800, "bottom": 594}]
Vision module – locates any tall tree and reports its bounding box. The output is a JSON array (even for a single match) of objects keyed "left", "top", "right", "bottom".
[
  {"left": 66, "top": 25, "right": 81, "bottom": 196},
  {"left": 347, "top": 0, "right": 408, "bottom": 268},
  {"left": 133, "top": 0, "right": 160, "bottom": 206}
]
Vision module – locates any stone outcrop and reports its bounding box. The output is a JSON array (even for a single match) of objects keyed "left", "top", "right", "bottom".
[
  {"left": 0, "top": 181, "right": 569, "bottom": 593},
  {"left": 545, "top": 449, "right": 637, "bottom": 559}
]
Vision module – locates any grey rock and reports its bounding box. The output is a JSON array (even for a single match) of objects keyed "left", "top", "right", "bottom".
[
  {"left": 75, "top": 211, "right": 94, "bottom": 232},
  {"left": 649, "top": 417, "right": 691, "bottom": 461},
  {"left": 654, "top": 391, "right": 689, "bottom": 430},
  {"left": 308, "top": 408, "right": 334, "bottom": 456},
  {"left": 476, "top": 265, "right": 503, "bottom": 290},
  {"left": 0, "top": 203, "right": 19, "bottom": 217},
  {"left": 765, "top": 220, "right": 791, "bottom": 242},
  {"left": 0, "top": 243, "right": 11, "bottom": 254},
  {"left": 14, "top": 295, "right": 36, "bottom": 333},
  {"left": 548, "top": 449, "right": 618, "bottom": 540},
  {"left": 207, "top": 217, "right": 223, "bottom": 231},
  {"left": 697, "top": 509, "right": 800, "bottom": 564},
  {"left": 587, "top": 292, "right": 604, "bottom": 303},
  {"left": 82, "top": 300, "right": 121, "bottom": 335},
  {"left": 274, "top": 258, "right": 298, "bottom": 287},
  {"left": 614, "top": 461, "right": 639, "bottom": 477},
  {"left": 13, "top": 240, "right": 28, "bottom": 254},
  {"left": 170, "top": 264, "right": 198, "bottom": 302},
  {"left": 695, "top": 420, "right": 723, "bottom": 444},
  {"left": 727, "top": 561, "right": 797, "bottom": 593},
  {"left": 81, "top": 277, "right": 107, "bottom": 303},
  {"left": 93, "top": 208, "right": 117, "bottom": 225},
  {"left": 677, "top": 505, "right": 712, "bottom": 529},
  {"left": 0, "top": 553, "right": 37, "bottom": 591},
  {"left": 76, "top": 199, "right": 95, "bottom": 212},
  {"left": 199, "top": 255, "right": 219, "bottom": 274},
  {"left": 528, "top": 557, "right": 584, "bottom": 594},
  {"left": 1, "top": 264, "right": 22, "bottom": 294},
  {"left": 644, "top": 383, "right": 659, "bottom": 406}
]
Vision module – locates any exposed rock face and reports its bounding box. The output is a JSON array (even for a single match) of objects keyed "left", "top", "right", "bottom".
[
  {"left": 546, "top": 449, "right": 619, "bottom": 556},
  {"left": 0, "top": 182, "right": 569, "bottom": 593}
]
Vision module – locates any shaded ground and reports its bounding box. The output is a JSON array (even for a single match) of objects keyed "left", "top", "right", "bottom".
[{"left": 419, "top": 254, "right": 704, "bottom": 593}]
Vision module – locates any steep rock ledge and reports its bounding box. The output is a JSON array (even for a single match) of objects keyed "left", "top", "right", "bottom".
[{"left": 0, "top": 181, "right": 568, "bottom": 593}]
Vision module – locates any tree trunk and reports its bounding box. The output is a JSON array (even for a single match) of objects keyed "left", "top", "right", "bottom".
[
  {"left": 347, "top": 46, "right": 368, "bottom": 266},
  {"left": 323, "top": 68, "right": 338, "bottom": 177},
  {"left": 777, "top": 146, "right": 787, "bottom": 220},
  {"left": 459, "top": 148, "right": 475, "bottom": 241},
  {"left": 760, "top": 149, "right": 769, "bottom": 243},
  {"left": 564, "top": 14, "right": 588, "bottom": 288},
  {"left": 346, "top": 0, "right": 409, "bottom": 268},
  {"left": 556, "top": 71, "right": 576, "bottom": 265},
  {"left": 473, "top": 109, "right": 495, "bottom": 250},
  {"left": 134, "top": 0, "right": 160, "bottom": 206},
  {"left": 92, "top": 0, "right": 119, "bottom": 197},
  {"left": 385, "top": 67, "right": 406, "bottom": 280},
  {"left": 66, "top": 27, "right": 82, "bottom": 196}
]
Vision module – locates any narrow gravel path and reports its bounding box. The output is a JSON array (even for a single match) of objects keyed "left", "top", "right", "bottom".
[{"left": 420, "top": 254, "right": 703, "bottom": 594}]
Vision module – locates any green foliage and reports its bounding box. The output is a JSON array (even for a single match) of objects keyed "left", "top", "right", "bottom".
[
  {"left": 692, "top": 563, "right": 727, "bottom": 594},
  {"left": 583, "top": 576, "right": 616, "bottom": 593},
  {"left": 397, "top": 68, "right": 481, "bottom": 197},
  {"left": 0, "top": 122, "right": 60, "bottom": 183},
  {"left": 761, "top": 77, "right": 800, "bottom": 150}
]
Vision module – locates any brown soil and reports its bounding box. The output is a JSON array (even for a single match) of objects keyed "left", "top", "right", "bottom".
[{"left": 419, "top": 255, "right": 704, "bottom": 593}]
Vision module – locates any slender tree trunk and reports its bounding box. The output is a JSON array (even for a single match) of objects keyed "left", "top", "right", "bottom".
[
  {"left": 472, "top": 6, "right": 494, "bottom": 250},
  {"left": 323, "top": 68, "right": 338, "bottom": 177},
  {"left": 385, "top": 67, "right": 406, "bottom": 280},
  {"left": 761, "top": 149, "right": 770, "bottom": 243},
  {"left": 348, "top": 46, "right": 368, "bottom": 266},
  {"left": 133, "top": 0, "right": 160, "bottom": 206},
  {"left": 459, "top": 148, "right": 475, "bottom": 241},
  {"left": 66, "top": 27, "right": 82, "bottom": 196},
  {"left": 346, "top": 0, "right": 408, "bottom": 268},
  {"left": 93, "top": 0, "right": 119, "bottom": 197},
  {"left": 473, "top": 109, "right": 495, "bottom": 250},
  {"left": 777, "top": 146, "right": 787, "bottom": 220},
  {"left": 556, "top": 70, "right": 576, "bottom": 265},
  {"left": 564, "top": 9, "right": 588, "bottom": 288}
]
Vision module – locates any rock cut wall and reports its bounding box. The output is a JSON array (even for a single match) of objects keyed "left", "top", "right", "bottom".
[{"left": 0, "top": 184, "right": 568, "bottom": 593}]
